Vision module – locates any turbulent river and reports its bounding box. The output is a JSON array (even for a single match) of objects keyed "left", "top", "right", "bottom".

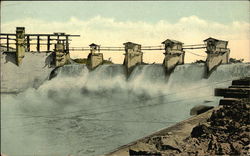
[{"left": 1, "top": 63, "right": 250, "bottom": 156}]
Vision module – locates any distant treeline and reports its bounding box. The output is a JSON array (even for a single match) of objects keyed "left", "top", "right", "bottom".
[
  {"left": 73, "top": 58, "right": 113, "bottom": 64},
  {"left": 229, "top": 58, "right": 244, "bottom": 63},
  {"left": 192, "top": 58, "right": 244, "bottom": 64}
]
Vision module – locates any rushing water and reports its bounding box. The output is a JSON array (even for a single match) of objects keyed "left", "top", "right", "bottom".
[{"left": 1, "top": 63, "right": 250, "bottom": 156}]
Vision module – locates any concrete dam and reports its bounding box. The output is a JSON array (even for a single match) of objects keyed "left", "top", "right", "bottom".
[
  {"left": 1, "top": 27, "right": 232, "bottom": 91},
  {"left": 1, "top": 62, "right": 250, "bottom": 156},
  {"left": 1, "top": 27, "right": 250, "bottom": 156}
]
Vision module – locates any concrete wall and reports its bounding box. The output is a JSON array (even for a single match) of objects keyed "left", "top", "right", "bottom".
[
  {"left": 1, "top": 52, "right": 54, "bottom": 93},
  {"left": 221, "top": 50, "right": 230, "bottom": 64},
  {"left": 178, "top": 52, "right": 185, "bottom": 64},
  {"left": 162, "top": 51, "right": 185, "bottom": 73},
  {"left": 206, "top": 51, "right": 230, "bottom": 73},
  {"left": 87, "top": 53, "right": 103, "bottom": 69},
  {"left": 216, "top": 41, "right": 227, "bottom": 49},
  {"left": 124, "top": 50, "right": 143, "bottom": 69},
  {"left": 163, "top": 53, "right": 183, "bottom": 73}
]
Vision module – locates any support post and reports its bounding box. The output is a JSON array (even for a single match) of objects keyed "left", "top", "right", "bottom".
[
  {"left": 6, "top": 35, "right": 9, "bottom": 51},
  {"left": 16, "top": 27, "right": 26, "bottom": 66},
  {"left": 66, "top": 36, "right": 69, "bottom": 53},
  {"left": 62, "top": 40, "right": 65, "bottom": 50},
  {"left": 27, "top": 35, "right": 30, "bottom": 52},
  {"left": 37, "top": 36, "right": 40, "bottom": 52},
  {"left": 47, "top": 36, "right": 50, "bottom": 51}
]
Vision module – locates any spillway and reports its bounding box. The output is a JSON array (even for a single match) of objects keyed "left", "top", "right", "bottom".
[{"left": 1, "top": 63, "right": 250, "bottom": 156}]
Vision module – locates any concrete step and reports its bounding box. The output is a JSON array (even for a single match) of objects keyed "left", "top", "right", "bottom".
[
  {"left": 215, "top": 88, "right": 250, "bottom": 98},
  {"left": 232, "top": 77, "right": 250, "bottom": 86},
  {"left": 229, "top": 85, "right": 250, "bottom": 88},
  {"left": 219, "top": 98, "right": 241, "bottom": 105}
]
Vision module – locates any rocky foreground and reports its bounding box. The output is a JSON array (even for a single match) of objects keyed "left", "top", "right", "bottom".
[
  {"left": 124, "top": 99, "right": 249, "bottom": 156},
  {"left": 106, "top": 78, "right": 250, "bottom": 156},
  {"left": 107, "top": 100, "right": 249, "bottom": 156},
  {"left": 179, "top": 99, "right": 249, "bottom": 155}
]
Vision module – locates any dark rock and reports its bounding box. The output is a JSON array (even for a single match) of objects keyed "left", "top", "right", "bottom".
[
  {"left": 216, "top": 143, "right": 231, "bottom": 155},
  {"left": 208, "top": 135, "right": 218, "bottom": 150},
  {"left": 186, "top": 99, "right": 249, "bottom": 155},
  {"left": 129, "top": 149, "right": 161, "bottom": 156},
  {"left": 240, "top": 137, "right": 249, "bottom": 145},
  {"left": 160, "top": 145, "right": 181, "bottom": 153},
  {"left": 191, "top": 124, "right": 211, "bottom": 138},
  {"left": 230, "top": 142, "right": 242, "bottom": 155},
  {"left": 190, "top": 105, "right": 214, "bottom": 115}
]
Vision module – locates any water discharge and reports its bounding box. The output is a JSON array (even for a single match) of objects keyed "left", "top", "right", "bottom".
[{"left": 1, "top": 63, "right": 250, "bottom": 156}]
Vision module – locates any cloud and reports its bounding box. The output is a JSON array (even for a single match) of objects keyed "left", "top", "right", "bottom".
[{"left": 1, "top": 15, "right": 249, "bottom": 63}]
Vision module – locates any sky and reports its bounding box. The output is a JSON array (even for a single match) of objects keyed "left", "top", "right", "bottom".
[{"left": 1, "top": 1, "right": 250, "bottom": 63}]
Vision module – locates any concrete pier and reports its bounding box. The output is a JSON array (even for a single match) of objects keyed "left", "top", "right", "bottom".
[
  {"left": 123, "top": 42, "right": 143, "bottom": 75},
  {"left": 53, "top": 43, "right": 70, "bottom": 67},
  {"left": 204, "top": 37, "right": 230, "bottom": 77},
  {"left": 162, "top": 39, "right": 185, "bottom": 75},
  {"left": 87, "top": 43, "right": 103, "bottom": 69}
]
